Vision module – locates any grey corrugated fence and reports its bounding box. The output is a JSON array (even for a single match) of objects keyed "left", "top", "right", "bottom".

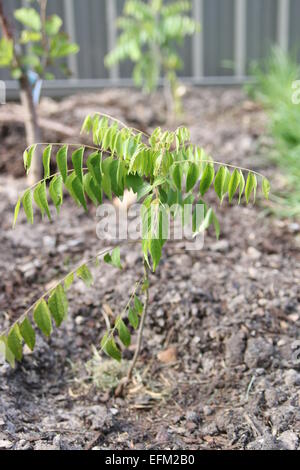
[{"left": 1, "top": 0, "right": 300, "bottom": 96}]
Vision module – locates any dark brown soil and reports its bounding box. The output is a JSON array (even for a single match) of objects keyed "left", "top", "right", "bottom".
[{"left": 0, "top": 87, "right": 299, "bottom": 450}]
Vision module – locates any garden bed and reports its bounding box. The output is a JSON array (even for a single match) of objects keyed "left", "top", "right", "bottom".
[{"left": 0, "top": 87, "right": 299, "bottom": 450}]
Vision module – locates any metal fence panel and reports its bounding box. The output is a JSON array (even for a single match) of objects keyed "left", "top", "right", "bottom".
[
  {"left": 290, "top": 0, "right": 300, "bottom": 61},
  {"left": 1, "top": 0, "right": 300, "bottom": 94},
  {"left": 246, "top": 0, "right": 278, "bottom": 73}
]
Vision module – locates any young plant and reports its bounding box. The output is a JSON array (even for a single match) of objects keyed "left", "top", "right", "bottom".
[
  {"left": 0, "top": 0, "right": 79, "bottom": 184},
  {"left": 105, "top": 0, "right": 199, "bottom": 120},
  {"left": 0, "top": 113, "right": 270, "bottom": 389}
]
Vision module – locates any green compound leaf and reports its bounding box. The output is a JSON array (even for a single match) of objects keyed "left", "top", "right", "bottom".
[
  {"left": 101, "top": 157, "right": 113, "bottom": 200},
  {"left": 81, "top": 115, "right": 93, "bottom": 134},
  {"left": 34, "top": 182, "right": 51, "bottom": 220},
  {"left": 116, "top": 317, "right": 131, "bottom": 347},
  {"left": 45, "top": 15, "right": 63, "bottom": 36},
  {"left": 149, "top": 238, "right": 162, "bottom": 272},
  {"left": 43, "top": 145, "right": 52, "bottom": 179},
  {"left": 64, "top": 272, "right": 74, "bottom": 290},
  {"left": 134, "top": 296, "right": 144, "bottom": 315},
  {"left": 33, "top": 300, "right": 52, "bottom": 337},
  {"left": 245, "top": 172, "right": 257, "bottom": 204},
  {"left": 23, "top": 145, "right": 36, "bottom": 174},
  {"left": 104, "top": 247, "right": 122, "bottom": 269},
  {"left": 87, "top": 151, "right": 102, "bottom": 187},
  {"left": 7, "top": 324, "right": 23, "bottom": 362},
  {"left": 128, "top": 307, "right": 139, "bottom": 330},
  {"left": 199, "top": 163, "right": 215, "bottom": 196},
  {"left": 72, "top": 147, "right": 84, "bottom": 184},
  {"left": 48, "top": 285, "right": 68, "bottom": 327},
  {"left": 76, "top": 264, "right": 94, "bottom": 287},
  {"left": 0, "top": 336, "right": 15, "bottom": 368},
  {"left": 19, "top": 317, "right": 36, "bottom": 351},
  {"left": 186, "top": 162, "right": 200, "bottom": 193},
  {"left": 171, "top": 164, "right": 182, "bottom": 191},
  {"left": 49, "top": 175, "right": 63, "bottom": 213},
  {"left": 83, "top": 173, "right": 102, "bottom": 205},
  {"left": 228, "top": 168, "right": 241, "bottom": 203},
  {"left": 13, "top": 198, "right": 21, "bottom": 228},
  {"left": 14, "top": 7, "right": 41, "bottom": 31},
  {"left": 262, "top": 177, "right": 271, "bottom": 200},
  {"left": 71, "top": 176, "right": 87, "bottom": 211},
  {"left": 214, "top": 166, "right": 227, "bottom": 201},
  {"left": 101, "top": 333, "right": 121, "bottom": 362},
  {"left": 56, "top": 145, "right": 68, "bottom": 182},
  {"left": 22, "top": 189, "right": 34, "bottom": 224},
  {"left": 238, "top": 170, "right": 245, "bottom": 204}
]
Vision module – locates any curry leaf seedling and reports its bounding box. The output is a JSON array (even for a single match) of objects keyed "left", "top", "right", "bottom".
[
  {"left": 0, "top": 113, "right": 270, "bottom": 388},
  {"left": 0, "top": 0, "right": 79, "bottom": 183},
  {"left": 105, "top": 0, "right": 199, "bottom": 120}
]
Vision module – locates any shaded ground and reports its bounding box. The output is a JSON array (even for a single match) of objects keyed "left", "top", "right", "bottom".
[{"left": 0, "top": 87, "right": 300, "bottom": 450}]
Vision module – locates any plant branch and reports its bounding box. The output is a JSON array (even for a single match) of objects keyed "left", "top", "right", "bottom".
[
  {"left": 0, "top": 0, "right": 13, "bottom": 39},
  {"left": 1, "top": 246, "right": 118, "bottom": 337},
  {"left": 126, "top": 259, "right": 150, "bottom": 380},
  {"left": 94, "top": 112, "right": 150, "bottom": 139},
  {"left": 99, "top": 277, "right": 143, "bottom": 354},
  {"left": 39, "top": 0, "right": 49, "bottom": 72},
  {"left": 173, "top": 159, "right": 266, "bottom": 180}
]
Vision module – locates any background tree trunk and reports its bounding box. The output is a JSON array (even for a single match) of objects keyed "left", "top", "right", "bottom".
[
  {"left": 19, "top": 76, "right": 43, "bottom": 185},
  {"left": 0, "top": 0, "right": 43, "bottom": 184}
]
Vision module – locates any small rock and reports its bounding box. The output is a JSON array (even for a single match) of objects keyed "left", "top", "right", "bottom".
[
  {"left": 247, "top": 247, "right": 261, "bottom": 260},
  {"left": 34, "top": 441, "right": 58, "bottom": 451},
  {"left": 75, "top": 315, "right": 84, "bottom": 325},
  {"left": 244, "top": 337, "right": 274, "bottom": 369},
  {"left": 186, "top": 421, "right": 197, "bottom": 431},
  {"left": 288, "top": 223, "right": 300, "bottom": 233},
  {"left": 265, "top": 388, "right": 279, "bottom": 408},
  {"left": 88, "top": 406, "right": 108, "bottom": 430},
  {"left": 225, "top": 330, "right": 246, "bottom": 366},
  {"left": 202, "top": 406, "right": 214, "bottom": 417},
  {"left": 0, "top": 439, "right": 13, "bottom": 449},
  {"left": 288, "top": 313, "right": 299, "bottom": 323},
  {"left": 15, "top": 440, "right": 31, "bottom": 450},
  {"left": 278, "top": 430, "right": 299, "bottom": 450},
  {"left": 185, "top": 411, "right": 199, "bottom": 423},
  {"left": 247, "top": 432, "right": 286, "bottom": 450},
  {"left": 284, "top": 369, "right": 300, "bottom": 387},
  {"left": 43, "top": 236, "right": 56, "bottom": 250},
  {"left": 157, "top": 346, "right": 177, "bottom": 364},
  {"left": 209, "top": 240, "right": 229, "bottom": 253},
  {"left": 248, "top": 267, "right": 258, "bottom": 279},
  {"left": 201, "top": 422, "right": 218, "bottom": 436},
  {"left": 53, "top": 435, "right": 62, "bottom": 449},
  {"left": 156, "top": 428, "right": 169, "bottom": 442}
]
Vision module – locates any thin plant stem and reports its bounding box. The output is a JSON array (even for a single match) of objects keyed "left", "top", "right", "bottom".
[{"left": 126, "top": 259, "right": 150, "bottom": 380}]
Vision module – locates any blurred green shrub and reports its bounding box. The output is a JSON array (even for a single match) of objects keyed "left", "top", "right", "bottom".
[
  {"left": 0, "top": 0, "right": 79, "bottom": 80},
  {"left": 105, "top": 0, "right": 200, "bottom": 120},
  {"left": 248, "top": 48, "right": 300, "bottom": 218}
]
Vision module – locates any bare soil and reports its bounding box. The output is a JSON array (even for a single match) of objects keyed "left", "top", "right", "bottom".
[{"left": 0, "top": 87, "right": 299, "bottom": 450}]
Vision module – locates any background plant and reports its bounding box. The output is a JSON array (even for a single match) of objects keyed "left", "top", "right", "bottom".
[
  {"left": 105, "top": 0, "right": 199, "bottom": 120},
  {"left": 0, "top": 0, "right": 79, "bottom": 184},
  {"left": 247, "top": 47, "right": 300, "bottom": 218},
  {"left": 0, "top": 113, "right": 270, "bottom": 389}
]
